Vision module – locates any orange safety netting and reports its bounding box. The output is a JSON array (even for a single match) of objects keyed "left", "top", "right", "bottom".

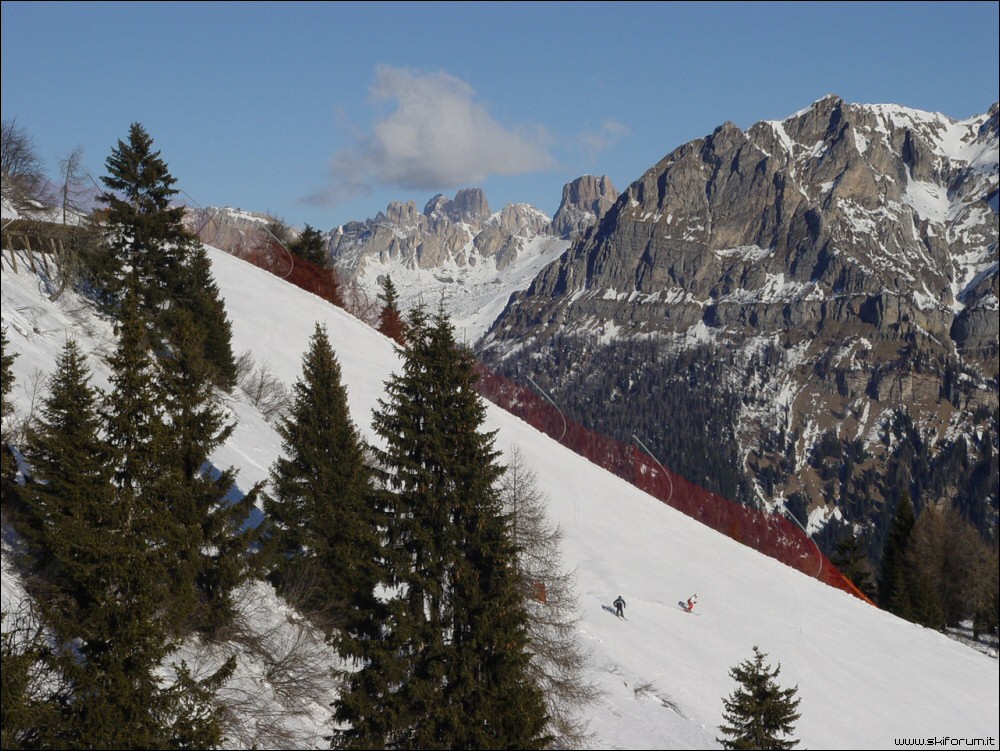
[{"left": 473, "top": 364, "right": 874, "bottom": 606}]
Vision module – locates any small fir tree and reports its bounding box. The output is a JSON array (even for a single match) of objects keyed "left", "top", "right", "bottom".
[
  {"left": 171, "top": 244, "right": 238, "bottom": 390},
  {"left": 289, "top": 223, "right": 328, "bottom": 266},
  {"left": 829, "top": 533, "right": 877, "bottom": 601},
  {"left": 377, "top": 275, "right": 405, "bottom": 344},
  {"left": 717, "top": 646, "right": 801, "bottom": 750},
  {"left": 2, "top": 325, "right": 18, "bottom": 506}
]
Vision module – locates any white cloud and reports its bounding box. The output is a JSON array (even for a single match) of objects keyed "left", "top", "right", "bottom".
[{"left": 326, "top": 66, "right": 554, "bottom": 199}]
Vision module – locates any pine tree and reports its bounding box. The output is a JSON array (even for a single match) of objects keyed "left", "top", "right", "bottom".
[
  {"left": 717, "top": 646, "right": 801, "bottom": 750},
  {"left": 99, "top": 122, "right": 190, "bottom": 318},
  {"left": 332, "top": 305, "right": 548, "bottom": 750},
  {"left": 170, "top": 244, "right": 238, "bottom": 390},
  {"left": 264, "top": 322, "right": 376, "bottom": 633},
  {"left": 2, "top": 324, "right": 18, "bottom": 506},
  {"left": 99, "top": 122, "right": 236, "bottom": 390},
  {"left": 19, "top": 339, "right": 228, "bottom": 748},
  {"left": 289, "top": 223, "right": 328, "bottom": 266},
  {"left": 878, "top": 491, "right": 916, "bottom": 619},
  {"left": 157, "top": 309, "right": 260, "bottom": 634},
  {"left": 829, "top": 533, "right": 877, "bottom": 601},
  {"left": 377, "top": 275, "right": 405, "bottom": 344},
  {"left": 1, "top": 324, "right": 15, "bottom": 422}
]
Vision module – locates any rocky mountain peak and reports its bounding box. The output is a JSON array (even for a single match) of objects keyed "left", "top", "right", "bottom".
[
  {"left": 550, "top": 174, "right": 619, "bottom": 238},
  {"left": 423, "top": 187, "right": 492, "bottom": 227},
  {"left": 480, "top": 98, "right": 998, "bottom": 544}
]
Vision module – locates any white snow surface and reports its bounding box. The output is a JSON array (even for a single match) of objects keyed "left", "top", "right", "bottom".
[
  {"left": 349, "top": 233, "right": 570, "bottom": 345},
  {"left": 2, "top": 246, "right": 999, "bottom": 750}
]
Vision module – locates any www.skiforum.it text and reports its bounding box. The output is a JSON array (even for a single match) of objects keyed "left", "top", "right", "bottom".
[{"left": 893, "top": 737, "right": 996, "bottom": 748}]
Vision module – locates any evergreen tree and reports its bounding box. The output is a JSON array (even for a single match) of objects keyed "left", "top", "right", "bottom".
[
  {"left": 264, "top": 323, "right": 376, "bottom": 634},
  {"left": 829, "top": 533, "right": 877, "bottom": 601},
  {"left": 717, "top": 646, "right": 801, "bottom": 750},
  {"left": 99, "top": 122, "right": 236, "bottom": 389},
  {"left": 19, "top": 340, "right": 228, "bottom": 748},
  {"left": 1, "top": 324, "right": 15, "bottom": 422},
  {"left": 289, "top": 223, "right": 328, "bottom": 266},
  {"left": 1, "top": 607, "right": 59, "bottom": 750},
  {"left": 170, "top": 243, "right": 238, "bottom": 390},
  {"left": 157, "top": 309, "right": 260, "bottom": 634},
  {"left": 377, "top": 275, "right": 405, "bottom": 344},
  {"left": 99, "top": 122, "right": 190, "bottom": 318},
  {"left": 878, "top": 492, "right": 916, "bottom": 619},
  {"left": 332, "top": 305, "right": 548, "bottom": 750},
  {"left": 2, "top": 324, "right": 18, "bottom": 506}
]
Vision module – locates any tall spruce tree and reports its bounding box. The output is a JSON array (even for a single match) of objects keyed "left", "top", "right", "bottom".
[
  {"left": 264, "top": 323, "right": 376, "bottom": 633},
  {"left": 99, "top": 122, "right": 189, "bottom": 317},
  {"left": 878, "top": 491, "right": 916, "bottom": 619},
  {"left": 332, "top": 305, "right": 548, "bottom": 750},
  {"left": 717, "top": 646, "right": 801, "bottom": 750},
  {"left": 157, "top": 309, "right": 260, "bottom": 633},
  {"left": 99, "top": 122, "right": 236, "bottom": 390},
  {"left": 19, "top": 340, "right": 229, "bottom": 748}
]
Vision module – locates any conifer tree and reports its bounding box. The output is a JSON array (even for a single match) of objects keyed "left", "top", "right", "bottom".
[
  {"left": 1, "top": 324, "right": 14, "bottom": 422},
  {"left": 332, "top": 305, "right": 548, "bottom": 750},
  {"left": 878, "top": 491, "right": 916, "bottom": 619},
  {"left": 289, "top": 223, "right": 328, "bottom": 266},
  {"left": 171, "top": 244, "right": 238, "bottom": 390},
  {"left": 717, "top": 646, "right": 801, "bottom": 750},
  {"left": 2, "top": 324, "right": 18, "bottom": 504},
  {"left": 264, "top": 323, "right": 376, "bottom": 633},
  {"left": 157, "top": 309, "right": 259, "bottom": 633},
  {"left": 377, "top": 275, "right": 405, "bottom": 344},
  {"left": 99, "top": 122, "right": 190, "bottom": 317},
  {"left": 99, "top": 122, "right": 236, "bottom": 389},
  {"left": 829, "top": 533, "right": 876, "bottom": 601},
  {"left": 20, "top": 339, "right": 229, "bottom": 748}
]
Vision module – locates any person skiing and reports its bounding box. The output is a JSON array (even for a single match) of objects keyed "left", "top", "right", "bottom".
[
  {"left": 613, "top": 595, "right": 626, "bottom": 618},
  {"left": 684, "top": 594, "right": 698, "bottom": 613}
]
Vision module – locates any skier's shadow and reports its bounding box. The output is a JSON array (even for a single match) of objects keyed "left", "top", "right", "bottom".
[{"left": 601, "top": 604, "right": 618, "bottom": 617}]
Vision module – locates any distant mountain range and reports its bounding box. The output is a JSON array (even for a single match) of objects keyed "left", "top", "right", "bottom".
[{"left": 186, "top": 94, "right": 999, "bottom": 558}]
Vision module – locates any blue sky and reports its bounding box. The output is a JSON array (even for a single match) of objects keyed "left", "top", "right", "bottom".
[{"left": 2, "top": 1, "right": 998, "bottom": 231}]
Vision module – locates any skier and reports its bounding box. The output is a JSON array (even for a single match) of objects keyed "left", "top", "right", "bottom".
[
  {"left": 613, "top": 595, "right": 626, "bottom": 618},
  {"left": 684, "top": 594, "right": 698, "bottom": 613}
]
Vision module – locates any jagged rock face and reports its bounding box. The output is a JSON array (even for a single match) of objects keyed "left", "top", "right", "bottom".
[
  {"left": 328, "top": 178, "right": 617, "bottom": 281},
  {"left": 550, "top": 174, "right": 620, "bottom": 238},
  {"left": 480, "top": 96, "right": 999, "bottom": 533},
  {"left": 487, "top": 97, "right": 998, "bottom": 359}
]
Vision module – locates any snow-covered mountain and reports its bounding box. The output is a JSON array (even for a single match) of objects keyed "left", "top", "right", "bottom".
[
  {"left": 479, "top": 96, "right": 999, "bottom": 543},
  {"left": 3, "top": 242, "right": 998, "bottom": 749},
  {"left": 325, "top": 176, "right": 618, "bottom": 342}
]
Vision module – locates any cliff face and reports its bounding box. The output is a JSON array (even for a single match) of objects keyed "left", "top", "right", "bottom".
[
  {"left": 479, "top": 96, "right": 999, "bottom": 541},
  {"left": 328, "top": 176, "right": 619, "bottom": 280}
]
